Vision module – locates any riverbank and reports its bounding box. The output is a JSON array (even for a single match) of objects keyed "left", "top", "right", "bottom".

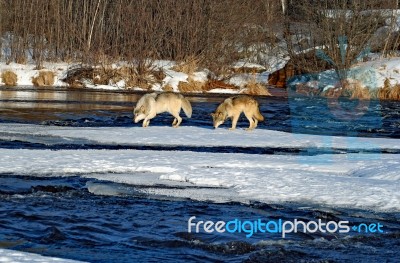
[
  {"left": 1, "top": 55, "right": 400, "bottom": 100},
  {"left": 0, "top": 60, "right": 273, "bottom": 96}
]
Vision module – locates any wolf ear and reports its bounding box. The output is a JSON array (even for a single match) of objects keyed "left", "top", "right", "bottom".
[
  {"left": 217, "top": 112, "right": 222, "bottom": 117},
  {"left": 210, "top": 113, "right": 215, "bottom": 117}
]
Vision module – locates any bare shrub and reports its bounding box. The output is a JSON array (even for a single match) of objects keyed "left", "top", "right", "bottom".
[
  {"left": 285, "top": 0, "right": 391, "bottom": 75},
  {"left": 63, "top": 62, "right": 163, "bottom": 90},
  {"left": 123, "top": 62, "right": 159, "bottom": 90},
  {"left": 172, "top": 56, "right": 202, "bottom": 75},
  {"left": 32, "top": 71, "right": 56, "bottom": 87},
  {"left": 1, "top": 70, "right": 18, "bottom": 86},
  {"left": 62, "top": 67, "right": 94, "bottom": 88},
  {"left": 94, "top": 65, "right": 124, "bottom": 85}
]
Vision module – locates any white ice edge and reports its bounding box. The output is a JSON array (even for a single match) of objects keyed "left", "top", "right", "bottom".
[
  {"left": 1, "top": 123, "right": 398, "bottom": 150},
  {"left": 0, "top": 248, "right": 85, "bottom": 263},
  {"left": 0, "top": 149, "right": 399, "bottom": 212}
]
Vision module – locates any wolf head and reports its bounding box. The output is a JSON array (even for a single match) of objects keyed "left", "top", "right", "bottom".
[
  {"left": 133, "top": 106, "right": 146, "bottom": 123},
  {"left": 211, "top": 111, "right": 226, "bottom": 128}
]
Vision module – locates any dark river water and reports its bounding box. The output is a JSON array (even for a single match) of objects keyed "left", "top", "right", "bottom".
[{"left": 0, "top": 86, "right": 399, "bottom": 262}]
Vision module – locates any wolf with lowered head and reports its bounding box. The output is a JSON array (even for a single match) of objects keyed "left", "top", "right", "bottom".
[{"left": 211, "top": 95, "right": 264, "bottom": 130}]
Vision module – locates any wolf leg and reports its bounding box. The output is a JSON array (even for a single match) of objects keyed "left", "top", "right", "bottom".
[
  {"left": 143, "top": 112, "right": 156, "bottom": 127},
  {"left": 229, "top": 114, "right": 239, "bottom": 130},
  {"left": 143, "top": 119, "right": 150, "bottom": 127},
  {"left": 253, "top": 118, "right": 258, "bottom": 128},
  {"left": 171, "top": 111, "right": 182, "bottom": 128},
  {"left": 244, "top": 111, "right": 255, "bottom": 130}
]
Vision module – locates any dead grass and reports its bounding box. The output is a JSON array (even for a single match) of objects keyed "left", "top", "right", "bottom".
[
  {"left": 232, "top": 67, "right": 266, "bottom": 74},
  {"left": 321, "top": 78, "right": 400, "bottom": 101},
  {"left": 15, "top": 54, "right": 27, "bottom": 65},
  {"left": 350, "top": 86, "right": 371, "bottom": 100},
  {"left": 177, "top": 76, "right": 205, "bottom": 93},
  {"left": 1, "top": 70, "right": 18, "bottom": 86},
  {"left": 124, "top": 69, "right": 157, "bottom": 90},
  {"left": 323, "top": 87, "right": 342, "bottom": 98},
  {"left": 322, "top": 79, "right": 370, "bottom": 100},
  {"left": 343, "top": 79, "right": 371, "bottom": 100},
  {"left": 320, "top": 78, "right": 400, "bottom": 101},
  {"left": 240, "top": 77, "right": 271, "bottom": 96},
  {"left": 171, "top": 56, "right": 201, "bottom": 75},
  {"left": 153, "top": 69, "right": 166, "bottom": 83},
  {"left": 377, "top": 78, "right": 400, "bottom": 101},
  {"left": 390, "top": 84, "right": 400, "bottom": 100},
  {"left": 32, "top": 71, "right": 56, "bottom": 86},
  {"left": 203, "top": 79, "right": 238, "bottom": 92},
  {"left": 162, "top": 84, "right": 174, "bottom": 92}
]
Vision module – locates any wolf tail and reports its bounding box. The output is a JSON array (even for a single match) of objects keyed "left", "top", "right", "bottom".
[
  {"left": 254, "top": 103, "right": 264, "bottom": 122},
  {"left": 181, "top": 97, "right": 192, "bottom": 118}
]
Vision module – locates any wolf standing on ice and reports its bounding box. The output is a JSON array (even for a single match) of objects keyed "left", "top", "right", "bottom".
[
  {"left": 211, "top": 95, "right": 264, "bottom": 130},
  {"left": 133, "top": 92, "right": 192, "bottom": 127}
]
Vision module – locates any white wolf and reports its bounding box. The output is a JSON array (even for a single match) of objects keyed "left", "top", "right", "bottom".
[{"left": 133, "top": 92, "right": 192, "bottom": 127}]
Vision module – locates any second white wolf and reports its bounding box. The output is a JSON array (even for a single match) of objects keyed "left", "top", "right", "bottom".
[
  {"left": 133, "top": 92, "right": 192, "bottom": 127},
  {"left": 211, "top": 95, "right": 264, "bottom": 130}
]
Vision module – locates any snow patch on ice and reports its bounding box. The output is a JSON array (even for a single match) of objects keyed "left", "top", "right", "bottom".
[{"left": 0, "top": 148, "right": 398, "bottom": 212}]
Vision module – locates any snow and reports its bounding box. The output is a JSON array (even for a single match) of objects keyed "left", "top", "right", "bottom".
[
  {"left": 208, "top": 88, "right": 238, "bottom": 94},
  {"left": 163, "top": 69, "right": 188, "bottom": 92},
  {"left": 0, "top": 123, "right": 399, "bottom": 212},
  {"left": 232, "top": 61, "right": 266, "bottom": 70},
  {"left": 345, "top": 57, "right": 400, "bottom": 89},
  {"left": 0, "top": 248, "right": 84, "bottom": 263},
  {"left": 1, "top": 123, "right": 397, "bottom": 150}
]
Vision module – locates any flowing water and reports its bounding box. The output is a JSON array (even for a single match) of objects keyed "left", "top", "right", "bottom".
[{"left": 0, "top": 86, "right": 399, "bottom": 262}]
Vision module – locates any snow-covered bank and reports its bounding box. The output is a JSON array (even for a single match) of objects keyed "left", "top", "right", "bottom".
[
  {"left": 0, "top": 60, "right": 270, "bottom": 95},
  {"left": 0, "top": 62, "right": 69, "bottom": 87},
  {"left": 0, "top": 248, "right": 85, "bottom": 263},
  {"left": 2, "top": 54, "right": 400, "bottom": 100},
  {"left": 288, "top": 57, "right": 400, "bottom": 98},
  {"left": 0, "top": 123, "right": 399, "bottom": 212}
]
